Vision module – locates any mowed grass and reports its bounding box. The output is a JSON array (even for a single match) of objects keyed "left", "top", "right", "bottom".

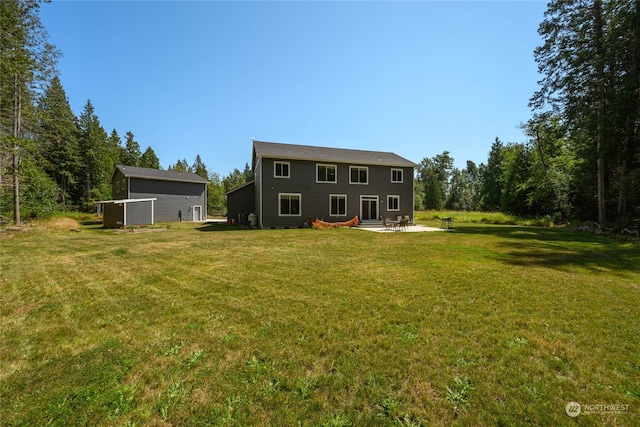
[{"left": 1, "top": 216, "right": 639, "bottom": 426}]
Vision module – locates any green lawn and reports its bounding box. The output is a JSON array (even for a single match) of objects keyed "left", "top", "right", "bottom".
[{"left": 1, "top": 217, "right": 638, "bottom": 426}]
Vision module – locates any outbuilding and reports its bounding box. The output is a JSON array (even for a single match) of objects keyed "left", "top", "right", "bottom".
[{"left": 99, "top": 165, "right": 209, "bottom": 227}]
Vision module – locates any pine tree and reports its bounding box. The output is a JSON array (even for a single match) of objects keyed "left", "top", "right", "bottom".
[
  {"left": 0, "top": 0, "right": 60, "bottom": 223},
  {"left": 107, "top": 129, "right": 123, "bottom": 165},
  {"left": 242, "top": 162, "right": 254, "bottom": 182},
  {"left": 479, "top": 138, "right": 504, "bottom": 211},
  {"left": 122, "top": 131, "right": 141, "bottom": 166},
  {"left": 168, "top": 159, "right": 191, "bottom": 173},
  {"left": 532, "top": 0, "right": 640, "bottom": 222},
  {"left": 222, "top": 168, "right": 247, "bottom": 193},
  {"left": 37, "top": 76, "right": 80, "bottom": 207},
  {"left": 139, "top": 146, "right": 160, "bottom": 169},
  {"left": 78, "top": 100, "right": 112, "bottom": 206},
  {"left": 192, "top": 155, "right": 208, "bottom": 179}
]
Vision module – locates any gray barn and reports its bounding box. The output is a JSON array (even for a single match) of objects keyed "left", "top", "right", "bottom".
[
  {"left": 226, "top": 141, "right": 417, "bottom": 228},
  {"left": 100, "top": 165, "right": 208, "bottom": 227}
]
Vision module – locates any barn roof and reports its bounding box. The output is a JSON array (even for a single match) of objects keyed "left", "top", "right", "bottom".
[
  {"left": 252, "top": 141, "right": 417, "bottom": 169},
  {"left": 114, "top": 165, "right": 209, "bottom": 184}
]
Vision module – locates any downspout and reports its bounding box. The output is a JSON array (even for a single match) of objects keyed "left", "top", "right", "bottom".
[
  {"left": 258, "top": 157, "right": 263, "bottom": 228},
  {"left": 123, "top": 202, "right": 127, "bottom": 227},
  {"left": 151, "top": 199, "right": 155, "bottom": 225},
  {"left": 412, "top": 166, "right": 415, "bottom": 221}
]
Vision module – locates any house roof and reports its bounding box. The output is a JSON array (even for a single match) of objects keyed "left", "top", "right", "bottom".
[
  {"left": 224, "top": 180, "right": 255, "bottom": 196},
  {"left": 96, "top": 198, "right": 157, "bottom": 205},
  {"left": 114, "top": 165, "right": 209, "bottom": 184},
  {"left": 252, "top": 141, "right": 418, "bottom": 169}
]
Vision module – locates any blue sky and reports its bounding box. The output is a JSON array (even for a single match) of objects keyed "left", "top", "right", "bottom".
[{"left": 39, "top": 0, "right": 547, "bottom": 176}]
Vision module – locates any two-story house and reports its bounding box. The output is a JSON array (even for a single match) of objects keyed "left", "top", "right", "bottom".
[
  {"left": 226, "top": 140, "right": 417, "bottom": 229},
  {"left": 100, "top": 165, "right": 208, "bottom": 227}
]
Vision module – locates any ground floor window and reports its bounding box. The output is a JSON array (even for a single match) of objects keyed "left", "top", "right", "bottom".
[
  {"left": 387, "top": 195, "right": 400, "bottom": 211},
  {"left": 279, "top": 193, "right": 301, "bottom": 216},
  {"left": 330, "top": 194, "right": 347, "bottom": 216}
]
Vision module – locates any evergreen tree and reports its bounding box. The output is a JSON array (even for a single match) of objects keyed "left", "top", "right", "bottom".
[
  {"left": 37, "top": 76, "right": 80, "bottom": 207},
  {"left": 17, "top": 154, "right": 58, "bottom": 219},
  {"left": 192, "top": 154, "right": 208, "bottom": 179},
  {"left": 168, "top": 159, "right": 191, "bottom": 173},
  {"left": 222, "top": 168, "right": 248, "bottom": 193},
  {"left": 122, "top": 131, "right": 141, "bottom": 166},
  {"left": 0, "top": 0, "right": 60, "bottom": 223},
  {"left": 611, "top": 0, "right": 640, "bottom": 218},
  {"left": 139, "top": 146, "right": 160, "bottom": 169},
  {"left": 242, "top": 162, "right": 254, "bottom": 182},
  {"left": 479, "top": 138, "right": 504, "bottom": 211},
  {"left": 78, "top": 100, "right": 112, "bottom": 207},
  {"left": 107, "top": 129, "right": 123, "bottom": 165},
  {"left": 532, "top": 0, "right": 640, "bottom": 222}
]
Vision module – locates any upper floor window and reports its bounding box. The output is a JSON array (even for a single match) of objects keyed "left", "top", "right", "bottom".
[
  {"left": 349, "top": 166, "right": 368, "bottom": 184},
  {"left": 274, "top": 161, "right": 290, "bottom": 178},
  {"left": 391, "top": 168, "right": 403, "bottom": 183},
  {"left": 317, "top": 164, "right": 337, "bottom": 183},
  {"left": 116, "top": 181, "right": 120, "bottom": 193}
]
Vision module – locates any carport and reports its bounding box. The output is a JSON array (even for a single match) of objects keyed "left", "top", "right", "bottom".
[{"left": 97, "top": 198, "right": 157, "bottom": 228}]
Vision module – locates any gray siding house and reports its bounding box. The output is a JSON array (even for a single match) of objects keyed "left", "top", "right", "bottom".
[
  {"left": 226, "top": 141, "right": 417, "bottom": 228},
  {"left": 101, "top": 165, "right": 208, "bottom": 227}
]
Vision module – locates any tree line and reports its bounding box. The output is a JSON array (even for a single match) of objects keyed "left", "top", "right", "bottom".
[
  {"left": 0, "top": 0, "right": 254, "bottom": 222},
  {"left": 2, "top": 0, "right": 638, "bottom": 225},
  {"left": 416, "top": 0, "right": 639, "bottom": 224}
]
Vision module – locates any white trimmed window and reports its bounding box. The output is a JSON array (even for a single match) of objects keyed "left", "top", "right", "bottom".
[
  {"left": 121, "top": 179, "right": 125, "bottom": 191},
  {"left": 391, "top": 168, "right": 403, "bottom": 183},
  {"left": 274, "top": 161, "right": 290, "bottom": 178},
  {"left": 387, "top": 195, "right": 400, "bottom": 211},
  {"left": 279, "top": 193, "right": 301, "bottom": 216},
  {"left": 116, "top": 181, "right": 120, "bottom": 193},
  {"left": 349, "top": 166, "right": 368, "bottom": 184},
  {"left": 329, "top": 194, "right": 347, "bottom": 216},
  {"left": 317, "top": 164, "right": 337, "bottom": 183}
]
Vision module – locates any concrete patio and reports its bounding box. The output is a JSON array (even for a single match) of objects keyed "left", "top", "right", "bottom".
[{"left": 357, "top": 224, "right": 449, "bottom": 233}]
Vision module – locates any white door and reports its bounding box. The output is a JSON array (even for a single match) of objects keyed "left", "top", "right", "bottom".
[
  {"left": 360, "top": 196, "right": 378, "bottom": 221},
  {"left": 193, "top": 205, "right": 202, "bottom": 221}
]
